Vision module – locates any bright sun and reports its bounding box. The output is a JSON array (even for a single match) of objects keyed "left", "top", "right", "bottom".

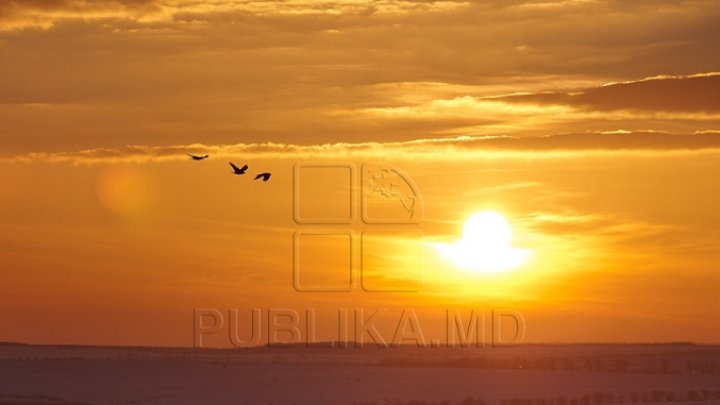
[{"left": 434, "top": 211, "right": 531, "bottom": 274}]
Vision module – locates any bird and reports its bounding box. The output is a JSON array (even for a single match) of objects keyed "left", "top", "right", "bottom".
[
  {"left": 188, "top": 154, "right": 209, "bottom": 160},
  {"left": 229, "top": 162, "right": 249, "bottom": 175},
  {"left": 254, "top": 172, "right": 271, "bottom": 182}
]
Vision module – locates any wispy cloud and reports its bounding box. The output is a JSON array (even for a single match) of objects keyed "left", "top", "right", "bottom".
[
  {"left": 0, "top": 0, "right": 471, "bottom": 31},
  {"left": 7, "top": 131, "right": 720, "bottom": 165}
]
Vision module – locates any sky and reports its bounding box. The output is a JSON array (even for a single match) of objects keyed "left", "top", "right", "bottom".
[{"left": 0, "top": 0, "right": 719, "bottom": 347}]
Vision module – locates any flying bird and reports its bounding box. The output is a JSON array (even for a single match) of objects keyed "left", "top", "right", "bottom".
[
  {"left": 229, "top": 162, "right": 249, "bottom": 175},
  {"left": 254, "top": 172, "right": 272, "bottom": 182},
  {"left": 188, "top": 154, "right": 209, "bottom": 160}
]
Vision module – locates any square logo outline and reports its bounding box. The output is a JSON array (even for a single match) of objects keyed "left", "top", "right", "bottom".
[
  {"left": 293, "top": 231, "right": 354, "bottom": 292},
  {"left": 293, "top": 163, "right": 356, "bottom": 225}
]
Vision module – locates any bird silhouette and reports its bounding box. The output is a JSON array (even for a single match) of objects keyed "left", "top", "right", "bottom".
[
  {"left": 188, "top": 154, "right": 209, "bottom": 160},
  {"left": 254, "top": 172, "right": 272, "bottom": 182},
  {"left": 229, "top": 162, "right": 249, "bottom": 175}
]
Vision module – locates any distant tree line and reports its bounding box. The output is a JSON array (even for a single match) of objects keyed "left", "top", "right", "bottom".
[
  {"left": 374, "top": 356, "right": 720, "bottom": 375},
  {"left": 351, "top": 389, "right": 720, "bottom": 405}
]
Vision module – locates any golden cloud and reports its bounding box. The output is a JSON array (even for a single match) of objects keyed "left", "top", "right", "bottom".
[{"left": 7, "top": 131, "right": 720, "bottom": 165}]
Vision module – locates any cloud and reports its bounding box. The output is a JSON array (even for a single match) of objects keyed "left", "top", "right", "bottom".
[
  {"left": 7, "top": 131, "right": 720, "bottom": 165},
  {"left": 495, "top": 73, "right": 720, "bottom": 113},
  {"left": 0, "top": 0, "right": 472, "bottom": 31},
  {"left": 0, "top": 0, "right": 164, "bottom": 31},
  {"left": 1, "top": 1, "right": 720, "bottom": 153},
  {"left": 345, "top": 73, "right": 720, "bottom": 138}
]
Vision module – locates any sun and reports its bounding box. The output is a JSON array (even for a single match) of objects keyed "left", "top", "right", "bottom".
[{"left": 434, "top": 211, "right": 531, "bottom": 274}]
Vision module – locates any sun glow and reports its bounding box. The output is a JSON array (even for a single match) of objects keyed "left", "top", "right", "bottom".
[{"left": 434, "top": 211, "right": 531, "bottom": 274}]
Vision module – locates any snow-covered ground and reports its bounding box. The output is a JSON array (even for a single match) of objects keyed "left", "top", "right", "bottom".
[{"left": 1, "top": 344, "right": 719, "bottom": 405}]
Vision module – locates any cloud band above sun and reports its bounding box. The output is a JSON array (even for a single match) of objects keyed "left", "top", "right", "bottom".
[
  {"left": 433, "top": 211, "right": 532, "bottom": 274},
  {"left": 2, "top": 0, "right": 720, "bottom": 154},
  {"left": 6, "top": 131, "right": 720, "bottom": 165}
]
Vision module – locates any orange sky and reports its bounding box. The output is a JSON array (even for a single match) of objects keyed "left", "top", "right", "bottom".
[{"left": 1, "top": 0, "right": 719, "bottom": 346}]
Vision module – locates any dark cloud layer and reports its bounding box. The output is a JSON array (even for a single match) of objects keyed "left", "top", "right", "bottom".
[
  {"left": 496, "top": 73, "right": 720, "bottom": 113},
  {"left": 0, "top": 1, "right": 719, "bottom": 154}
]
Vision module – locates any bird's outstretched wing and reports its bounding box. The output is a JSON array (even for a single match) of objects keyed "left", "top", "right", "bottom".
[
  {"left": 254, "top": 173, "right": 271, "bottom": 181},
  {"left": 229, "top": 162, "right": 249, "bottom": 174}
]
